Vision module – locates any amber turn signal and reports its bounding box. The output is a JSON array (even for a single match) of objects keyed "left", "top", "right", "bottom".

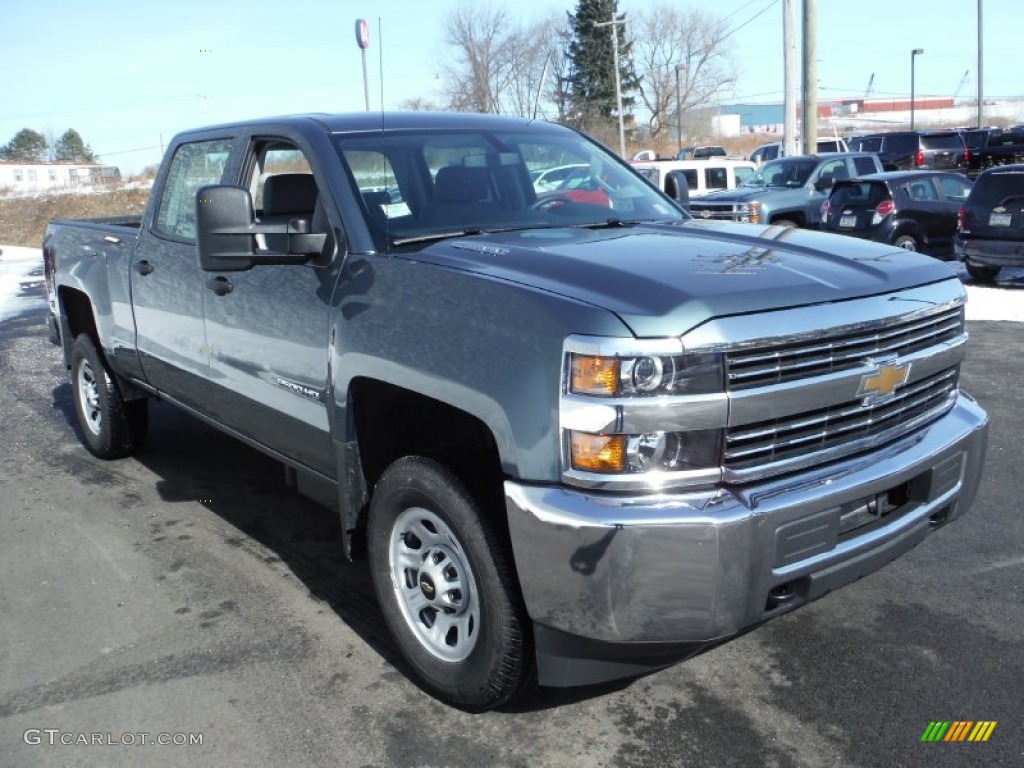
[
  {"left": 570, "top": 354, "right": 618, "bottom": 396},
  {"left": 570, "top": 431, "right": 625, "bottom": 472}
]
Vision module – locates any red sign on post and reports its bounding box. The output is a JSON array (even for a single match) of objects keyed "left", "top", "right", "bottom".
[{"left": 355, "top": 19, "right": 369, "bottom": 50}]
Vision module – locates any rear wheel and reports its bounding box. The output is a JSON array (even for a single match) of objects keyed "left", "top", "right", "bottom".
[
  {"left": 966, "top": 262, "right": 1000, "bottom": 283},
  {"left": 367, "top": 456, "right": 531, "bottom": 711},
  {"left": 70, "top": 334, "right": 148, "bottom": 459},
  {"left": 894, "top": 234, "right": 918, "bottom": 251}
]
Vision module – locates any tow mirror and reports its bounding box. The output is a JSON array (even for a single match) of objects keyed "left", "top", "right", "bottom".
[{"left": 195, "top": 185, "right": 326, "bottom": 272}]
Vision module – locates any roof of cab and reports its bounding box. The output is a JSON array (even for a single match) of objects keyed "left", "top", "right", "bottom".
[{"left": 179, "top": 111, "right": 567, "bottom": 136}]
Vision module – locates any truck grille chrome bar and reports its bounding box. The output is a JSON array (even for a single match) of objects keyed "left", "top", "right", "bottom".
[
  {"left": 725, "top": 306, "right": 963, "bottom": 390},
  {"left": 724, "top": 367, "right": 958, "bottom": 470}
]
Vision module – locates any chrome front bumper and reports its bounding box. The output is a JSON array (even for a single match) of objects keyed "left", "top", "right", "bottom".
[{"left": 506, "top": 393, "right": 987, "bottom": 683}]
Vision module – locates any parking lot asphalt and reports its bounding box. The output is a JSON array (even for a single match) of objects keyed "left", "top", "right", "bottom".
[{"left": 1, "top": 290, "right": 1022, "bottom": 768}]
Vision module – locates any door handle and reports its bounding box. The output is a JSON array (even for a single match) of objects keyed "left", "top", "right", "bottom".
[
  {"left": 206, "top": 276, "right": 233, "bottom": 296},
  {"left": 134, "top": 260, "right": 154, "bottom": 275}
]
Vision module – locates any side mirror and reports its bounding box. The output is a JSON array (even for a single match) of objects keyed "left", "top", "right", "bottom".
[
  {"left": 665, "top": 170, "right": 691, "bottom": 212},
  {"left": 196, "top": 185, "right": 326, "bottom": 272}
]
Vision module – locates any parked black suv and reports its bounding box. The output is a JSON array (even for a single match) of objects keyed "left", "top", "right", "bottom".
[
  {"left": 955, "top": 163, "right": 1024, "bottom": 282},
  {"left": 964, "top": 127, "right": 1024, "bottom": 178},
  {"left": 821, "top": 170, "right": 972, "bottom": 257},
  {"left": 847, "top": 131, "right": 968, "bottom": 173}
]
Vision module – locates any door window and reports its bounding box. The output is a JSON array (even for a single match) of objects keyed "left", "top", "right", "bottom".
[
  {"left": 704, "top": 167, "right": 728, "bottom": 190},
  {"left": 155, "top": 139, "right": 232, "bottom": 240},
  {"left": 937, "top": 176, "right": 972, "bottom": 202}
]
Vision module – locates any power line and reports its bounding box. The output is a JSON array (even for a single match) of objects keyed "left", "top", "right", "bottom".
[{"left": 719, "top": 0, "right": 781, "bottom": 44}]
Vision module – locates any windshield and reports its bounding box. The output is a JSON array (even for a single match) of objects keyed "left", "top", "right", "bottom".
[
  {"left": 741, "top": 157, "right": 818, "bottom": 188},
  {"left": 332, "top": 126, "right": 685, "bottom": 249}
]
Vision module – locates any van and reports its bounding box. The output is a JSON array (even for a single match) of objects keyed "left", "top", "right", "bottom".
[{"left": 632, "top": 158, "right": 757, "bottom": 199}]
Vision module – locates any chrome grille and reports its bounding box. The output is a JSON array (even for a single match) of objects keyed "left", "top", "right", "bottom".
[
  {"left": 689, "top": 203, "right": 740, "bottom": 221},
  {"left": 726, "top": 305, "right": 964, "bottom": 390},
  {"left": 724, "top": 368, "right": 958, "bottom": 470}
]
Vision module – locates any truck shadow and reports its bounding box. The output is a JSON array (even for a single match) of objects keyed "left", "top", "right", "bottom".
[{"left": 51, "top": 383, "right": 632, "bottom": 711}]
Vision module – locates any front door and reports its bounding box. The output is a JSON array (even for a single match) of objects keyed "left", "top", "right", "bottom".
[{"left": 200, "top": 138, "right": 341, "bottom": 476}]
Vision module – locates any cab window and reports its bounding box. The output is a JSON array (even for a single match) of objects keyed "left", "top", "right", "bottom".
[{"left": 155, "top": 139, "right": 232, "bottom": 240}]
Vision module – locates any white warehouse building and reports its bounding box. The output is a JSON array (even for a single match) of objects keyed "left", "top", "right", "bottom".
[{"left": 0, "top": 162, "right": 121, "bottom": 193}]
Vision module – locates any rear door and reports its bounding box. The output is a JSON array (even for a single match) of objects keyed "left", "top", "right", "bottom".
[
  {"left": 132, "top": 136, "right": 235, "bottom": 404},
  {"left": 199, "top": 133, "right": 343, "bottom": 476},
  {"left": 964, "top": 169, "right": 1024, "bottom": 242},
  {"left": 901, "top": 176, "right": 948, "bottom": 247},
  {"left": 920, "top": 132, "right": 966, "bottom": 171},
  {"left": 825, "top": 180, "right": 890, "bottom": 233},
  {"left": 931, "top": 174, "right": 974, "bottom": 248}
]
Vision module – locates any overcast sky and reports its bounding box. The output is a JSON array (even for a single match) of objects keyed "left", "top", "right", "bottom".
[{"left": 1, "top": 0, "right": 1017, "bottom": 172}]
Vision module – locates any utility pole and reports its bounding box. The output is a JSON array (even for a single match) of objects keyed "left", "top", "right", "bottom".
[
  {"left": 675, "top": 65, "right": 682, "bottom": 150},
  {"left": 783, "top": 0, "right": 796, "bottom": 156},
  {"left": 910, "top": 49, "right": 924, "bottom": 130},
  {"left": 977, "top": 0, "right": 984, "bottom": 127},
  {"left": 801, "top": 0, "right": 818, "bottom": 154},
  {"left": 595, "top": 15, "right": 627, "bottom": 158}
]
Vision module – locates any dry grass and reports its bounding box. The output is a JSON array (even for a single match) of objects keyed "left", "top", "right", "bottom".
[{"left": 0, "top": 185, "right": 152, "bottom": 248}]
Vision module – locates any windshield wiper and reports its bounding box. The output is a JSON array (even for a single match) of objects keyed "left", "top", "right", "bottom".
[
  {"left": 576, "top": 218, "right": 638, "bottom": 230},
  {"left": 391, "top": 228, "right": 484, "bottom": 247}
]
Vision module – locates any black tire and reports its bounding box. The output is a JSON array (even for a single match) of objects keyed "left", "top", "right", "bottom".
[
  {"left": 966, "top": 262, "right": 999, "bottom": 283},
  {"left": 893, "top": 234, "right": 918, "bottom": 251},
  {"left": 367, "top": 456, "right": 531, "bottom": 711},
  {"left": 70, "top": 334, "right": 148, "bottom": 459},
  {"left": 772, "top": 218, "right": 797, "bottom": 229}
]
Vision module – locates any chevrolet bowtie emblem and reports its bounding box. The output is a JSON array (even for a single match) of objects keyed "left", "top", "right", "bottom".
[{"left": 858, "top": 360, "right": 911, "bottom": 405}]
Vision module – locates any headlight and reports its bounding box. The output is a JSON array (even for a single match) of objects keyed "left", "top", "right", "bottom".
[
  {"left": 737, "top": 201, "right": 760, "bottom": 224},
  {"left": 562, "top": 337, "right": 727, "bottom": 488},
  {"left": 569, "top": 352, "right": 724, "bottom": 397},
  {"left": 569, "top": 429, "right": 722, "bottom": 474}
]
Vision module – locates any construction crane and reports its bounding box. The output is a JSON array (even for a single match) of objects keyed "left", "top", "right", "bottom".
[
  {"left": 952, "top": 70, "right": 970, "bottom": 102},
  {"left": 863, "top": 73, "right": 875, "bottom": 100}
]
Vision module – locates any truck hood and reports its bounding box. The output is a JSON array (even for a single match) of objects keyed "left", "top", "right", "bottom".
[
  {"left": 696, "top": 186, "right": 796, "bottom": 203},
  {"left": 405, "top": 221, "right": 957, "bottom": 337}
]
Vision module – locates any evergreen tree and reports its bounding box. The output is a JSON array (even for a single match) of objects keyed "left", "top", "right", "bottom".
[
  {"left": 54, "top": 129, "right": 96, "bottom": 163},
  {"left": 564, "top": 0, "right": 641, "bottom": 132},
  {"left": 0, "top": 128, "right": 49, "bottom": 162}
]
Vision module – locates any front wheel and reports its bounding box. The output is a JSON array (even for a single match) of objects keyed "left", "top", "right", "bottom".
[
  {"left": 70, "top": 334, "right": 148, "bottom": 459},
  {"left": 965, "top": 262, "right": 1000, "bottom": 283},
  {"left": 771, "top": 218, "right": 798, "bottom": 229},
  {"left": 367, "top": 456, "right": 531, "bottom": 711}
]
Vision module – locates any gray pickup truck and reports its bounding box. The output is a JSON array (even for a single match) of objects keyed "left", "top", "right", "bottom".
[
  {"left": 44, "top": 112, "right": 988, "bottom": 711},
  {"left": 690, "top": 153, "right": 884, "bottom": 228}
]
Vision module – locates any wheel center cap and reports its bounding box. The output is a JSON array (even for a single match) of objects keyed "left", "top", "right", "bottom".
[{"left": 418, "top": 574, "right": 436, "bottom": 600}]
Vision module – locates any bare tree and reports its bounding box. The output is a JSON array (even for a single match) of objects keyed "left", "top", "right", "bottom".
[
  {"left": 398, "top": 96, "right": 442, "bottom": 111},
  {"left": 440, "top": 4, "right": 564, "bottom": 118},
  {"left": 632, "top": 6, "right": 735, "bottom": 141}
]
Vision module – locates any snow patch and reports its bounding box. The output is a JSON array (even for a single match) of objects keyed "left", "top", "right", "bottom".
[{"left": 0, "top": 245, "right": 46, "bottom": 323}]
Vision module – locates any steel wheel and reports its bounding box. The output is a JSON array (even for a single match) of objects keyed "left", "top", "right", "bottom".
[
  {"left": 894, "top": 235, "right": 918, "bottom": 251},
  {"left": 388, "top": 506, "right": 480, "bottom": 662},
  {"left": 367, "top": 456, "right": 532, "bottom": 711},
  {"left": 76, "top": 358, "right": 103, "bottom": 436},
  {"left": 69, "top": 334, "right": 148, "bottom": 459}
]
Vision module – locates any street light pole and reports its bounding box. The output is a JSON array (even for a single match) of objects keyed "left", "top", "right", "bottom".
[
  {"left": 595, "top": 16, "right": 626, "bottom": 158},
  {"left": 910, "top": 48, "right": 924, "bottom": 130}
]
